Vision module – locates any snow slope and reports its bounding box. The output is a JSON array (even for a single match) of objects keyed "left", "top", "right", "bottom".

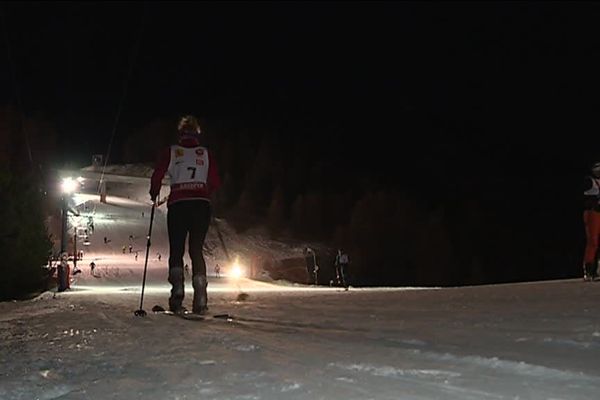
[
  {"left": 2, "top": 189, "right": 600, "bottom": 399},
  {"left": 2, "top": 279, "right": 600, "bottom": 399}
]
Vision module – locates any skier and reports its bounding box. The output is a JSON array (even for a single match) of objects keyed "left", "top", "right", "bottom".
[
  {"left": 128, "top": 244, "right": 133, "bottom": 253},
  {"left": 87, "top": 216, "right": 94, "bottom": 234},
  {"left": 583, "top": 161, "right": 600, "bottom": 281},
  {"left": 89, "top": 261, "right": 96, "bottom": 275},
  {"left": 334, "top": 249, "right": 349, "bottom": 289},
  {"left": 304, "top": 247, "right": 318, "bottom": 284},
  {"left": 58, "top": 252, "right": 70, "bottom": 292},
  {"left": 214, "top": 263, "right": 221, "bottom": 278},
  {"left": 122, "top": 246, "right": 126, "bottom": 254},
  {"left": 157, "top": 252, "right": 162, "bottom": 262},
  {"left": 135, "top": 251, "right": 139, "bottom": 261},
  {"left": 149, "top": 115, "right": 221, "bottom": 314}
]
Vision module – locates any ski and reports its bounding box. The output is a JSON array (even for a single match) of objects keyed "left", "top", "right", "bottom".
[{"left": 151, "top": 305, "right": 233, "bottom": 321}]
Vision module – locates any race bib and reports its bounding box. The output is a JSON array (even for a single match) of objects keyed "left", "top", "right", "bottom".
[{"left": 168, "top": 145, "right": 209, "bottom": 189}]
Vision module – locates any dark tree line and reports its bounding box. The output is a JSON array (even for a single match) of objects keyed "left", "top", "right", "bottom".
[
  {"left": 118, "top": 110, "right": 585, "bottom": 287},
  {"left": 0, "top": 106, "right": 54, "bottom": 300}
]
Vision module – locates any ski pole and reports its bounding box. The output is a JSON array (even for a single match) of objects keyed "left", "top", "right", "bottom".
[{"left": 134, "top": 202, "right": 156, "bottom": 317}]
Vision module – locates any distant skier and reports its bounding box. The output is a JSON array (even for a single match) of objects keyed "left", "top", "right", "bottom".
[
  {"left": 149, "top": 115, "right": 221, "bottom": 314},
  {"left": 89, "top": 261, "right": 96, "bottom": 275},
  {"left": 157, "top": 252, "right": 162, "bottom": 262},
  {"left": 104, "top": 236, "right": 108, "bottom": 244},
  {"left": 304, "top": 247, "right": 318, "bottom": 284},
  {"left": 214, "top": 263, "right": 221, "bottom": 278},
  {"left": 583, "top": 161, "right": 600, "bottom": 281},
  {"left": 334, "top": 249, "right": 349, "bottom": 289},
  {"left": 122, "top": 245, "right": 126, "bottom": 254},
  {"left": 58, "top": 253, "right": 70, "bottom": 292},
  {"left": 128, "top": 244, "right": 133, "bottom": 253},
  {"left": 135, "top": 251, "right": 139, "bottom": 261}
]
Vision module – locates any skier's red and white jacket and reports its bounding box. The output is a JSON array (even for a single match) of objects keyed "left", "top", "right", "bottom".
[{"left": 150, "top": 134, "right": 221, "bottom": 207}]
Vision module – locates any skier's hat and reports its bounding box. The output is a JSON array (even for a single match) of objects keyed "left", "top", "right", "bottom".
[{"left": 178, "top": 115, "right": 201, "bottom": 135}]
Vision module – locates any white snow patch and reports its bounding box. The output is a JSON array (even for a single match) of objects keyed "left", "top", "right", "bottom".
[
  {"left": 280, "top": 382, "right": 301, "bottom": 392},
  {"left": 331, "top": 363, "right": 460, "bottom": 379},
  {"left": 233, "top": 344, "right": 260, "bottom": 352}
]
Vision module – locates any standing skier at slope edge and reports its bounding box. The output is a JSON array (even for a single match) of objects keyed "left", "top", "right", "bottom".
[
  {"left": 582, "top": 161, "right": 600, "bottom": 281},
  {"left": 150, "top": 115, "right": 221, "bottom": 314}
]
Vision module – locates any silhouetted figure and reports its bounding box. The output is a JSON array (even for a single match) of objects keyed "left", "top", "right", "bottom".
[
  {"left": 58, "top": 253, "right": 70, "bottom": 292},
  {"left": 304, "top": 247, "right": 318, "bottom": 284},
  {"left": 334, "top": 249, "right": 349, "bottom": 289},
  {"left": 583, "top": 161, "right": 600, "bottom": 281}
]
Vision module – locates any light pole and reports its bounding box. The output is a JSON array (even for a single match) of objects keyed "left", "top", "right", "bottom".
[{"left": 60, "top": 177, "right": 77, "bottom": 255}]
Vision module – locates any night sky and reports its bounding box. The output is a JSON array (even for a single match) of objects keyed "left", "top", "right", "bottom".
[
  {"left": 3, "top": 1, "right": 600, "bottom": 166},
  {"left": 4, "top": 2, "right": 600, "bottom": 271}
]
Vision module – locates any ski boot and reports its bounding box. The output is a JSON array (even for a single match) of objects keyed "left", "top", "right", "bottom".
[
  {"left": 593, "top": 263, "right": 600, "bottom": 282},
  {"left": 192, "top": 275, "right": 209, "bottom": 314},
  {"left": 584, "top": 263, "right": 595, "bottom": 282},
  {"left": 168, "top": 267, "right": 185, "bottom": 313}
]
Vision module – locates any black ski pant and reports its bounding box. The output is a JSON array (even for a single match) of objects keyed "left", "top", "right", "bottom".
[
  {"left": 336, "top": 263, "right": 348, "bottom": 288},
  {"left": 167, "top": 200, "right": 211, "bottom": 311}
]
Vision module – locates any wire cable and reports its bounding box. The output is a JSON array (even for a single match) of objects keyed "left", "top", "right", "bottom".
[{"left": 97, "top": 4, "right": 147, "bottom": 196}]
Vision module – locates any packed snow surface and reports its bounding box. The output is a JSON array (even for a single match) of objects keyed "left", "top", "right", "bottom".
[{"left": 2, "top": 192, "right": 600, "bottom": 399}]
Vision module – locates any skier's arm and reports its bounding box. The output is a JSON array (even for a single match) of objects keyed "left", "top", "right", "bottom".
[{"left": 150, "top": 147, "right": 170, "bottom": 201}]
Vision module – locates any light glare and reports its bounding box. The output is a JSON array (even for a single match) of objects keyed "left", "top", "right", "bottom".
[
  {"left": 230, "top": 257, "right": 245, "bottom": 278},
  {"left": 61, "top": 177, "right": 78, "bottom": 194}
]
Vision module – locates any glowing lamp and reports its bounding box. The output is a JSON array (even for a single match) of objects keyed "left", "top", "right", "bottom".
[
  {"left": 230, "top": 257, "right": 245, "bottom": 278},
  {"left": 61, "top": 177, "right": 78, "bottom": 194}
]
